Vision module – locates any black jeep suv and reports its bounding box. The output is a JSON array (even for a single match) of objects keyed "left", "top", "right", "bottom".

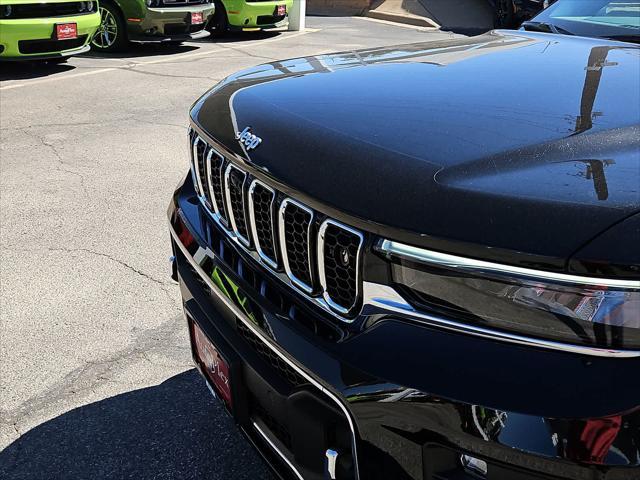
[{"left": 167, "top": 4, "right": 640, "bottom": 479}]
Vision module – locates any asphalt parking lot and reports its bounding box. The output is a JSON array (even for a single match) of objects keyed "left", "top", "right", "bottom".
[{"left": 0, "top": 16, "right": 457, "bottom": 479}]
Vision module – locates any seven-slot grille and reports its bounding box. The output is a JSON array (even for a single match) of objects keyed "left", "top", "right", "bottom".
[{"left": 189, "top": 132, "right": 364, "bottom": 317}]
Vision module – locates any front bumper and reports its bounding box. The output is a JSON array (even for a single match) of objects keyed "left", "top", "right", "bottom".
[
  {"left": 0, "top": 12, "right": 100, "bottom": 59},
  {"left": 168, "top": 175, "right": 640, "bottom": 480},
  {"left": 127, "top": 4, "right": 214, "bottom": 41},
  {"left": 223, "top": 0, "right": 292, "bottom": 29}
]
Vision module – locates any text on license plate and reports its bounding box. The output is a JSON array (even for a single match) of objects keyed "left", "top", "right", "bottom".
[
  {"left": 191, "top": 321, "right": 233, "bottom": 409},
  {"left": 56, "top": 23, "right": 77, "bottom": 40}
]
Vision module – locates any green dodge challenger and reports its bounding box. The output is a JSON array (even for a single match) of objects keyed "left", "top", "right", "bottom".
[
  {"left": 206, "top": 0, "right": 293, "bottom": 36},
  {"left": 91, "top": 0, "right": 215, "bottom": 51},
  {"left": 0, "top": 0, "right": 100, "bottom": 60}
]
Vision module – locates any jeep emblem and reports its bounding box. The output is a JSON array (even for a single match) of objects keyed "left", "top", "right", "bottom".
[{"left": 235, "top": 126, "right": 262, "bottom": 151}]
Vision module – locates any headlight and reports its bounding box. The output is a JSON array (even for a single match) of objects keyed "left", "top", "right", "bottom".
[
  {"left": 146, "top": 0, "right": 160, "bottom": 6},
  {"left": 2, "top": 5, "right": 12, "bottom": 17},
  {"left": 78, "top": 1, "right": 85, "bottom": 11},
  {"left": 86, "top": 1, "right": 94, "bottom": 11},
  {"left": 380, "top": 240, "right": 640, "bottom": 352}
]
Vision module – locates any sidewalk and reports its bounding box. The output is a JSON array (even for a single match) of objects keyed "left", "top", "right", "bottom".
[{"left": 308, "top": 0, "right": 495, "bottom": 32}]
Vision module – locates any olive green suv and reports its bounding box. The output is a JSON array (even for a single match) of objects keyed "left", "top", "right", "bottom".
[{"left": 92, "top": 0, "right": 215, "bottom": 51}]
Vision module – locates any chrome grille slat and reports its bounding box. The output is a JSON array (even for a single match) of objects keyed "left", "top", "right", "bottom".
[
  {"left": 224, "top": 164, "right": 251, "bottom": 247},
  {"left": 206, "top": 148, "right": 228, "bottom": 224},
  {"left": 248, "top": 180, "right": 279, "bottom": 270},
  {"left": 279, "top": 199, "right": 315, "bottom": 294},
  {"left": 192, "top": 136, "right": 207, "bottom": 199}
]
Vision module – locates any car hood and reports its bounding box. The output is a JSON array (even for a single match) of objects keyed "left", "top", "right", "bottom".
[{"left": 191, "top": 31, "right": 640, "bottom": 268}]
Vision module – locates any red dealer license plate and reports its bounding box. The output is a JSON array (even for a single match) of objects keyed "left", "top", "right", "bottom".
[
  {"left": 191, "top": 321, "right": 233, "bottom": 409},
  {"left": 56, "top": 23, "right": 77, "bottom": 40},
  {"left": 276, "top": 4, "right": 286, "bottom": 15},
  {"left": 191, "top": 12, "right": 204, "bottom": 24}
]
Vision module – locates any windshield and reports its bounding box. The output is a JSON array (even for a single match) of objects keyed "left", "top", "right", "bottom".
[{"left": 526, "top": 0, "right": 640, "bottom": 41}]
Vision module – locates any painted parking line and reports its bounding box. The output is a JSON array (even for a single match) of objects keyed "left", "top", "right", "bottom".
[{"left": 0, "top": 28, "right": 320, "bottom": 91}]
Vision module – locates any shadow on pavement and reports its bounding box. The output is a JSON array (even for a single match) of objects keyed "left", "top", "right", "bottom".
[
  {"left": 192, "top": 30, "right": 283, "bottom": 44},
  {"left": 82, "top": 42, "right": 199, "bottom": 60},
  {"left": 0, "top": 61, "right": 76, "bottom": 82},
  {"left": 0, "top": 370, "right": 273, "bottom": 480}
]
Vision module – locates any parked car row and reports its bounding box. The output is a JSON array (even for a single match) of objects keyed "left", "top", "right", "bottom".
[{"left": 0, "top": 0, "right": 293, "bottom": 60}]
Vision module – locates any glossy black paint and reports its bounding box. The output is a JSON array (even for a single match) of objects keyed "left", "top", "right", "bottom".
[
  {"left": 168, "top": 182, "right": 640, "bottom": 479},
  {"left": 175, "top": 29, "right": 640, "bottom": 480},
  {"left": 190, "top": 31, "right": 640, "bottom": 275}
]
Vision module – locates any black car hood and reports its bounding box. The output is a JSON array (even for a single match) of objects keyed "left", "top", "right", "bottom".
[{"left": 191, "top": 31, "right": 640, "bottom": 268}]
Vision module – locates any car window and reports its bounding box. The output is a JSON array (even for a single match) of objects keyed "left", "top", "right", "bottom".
[{"left": 528, "top": 0, "right": 640, "bottom": 41}]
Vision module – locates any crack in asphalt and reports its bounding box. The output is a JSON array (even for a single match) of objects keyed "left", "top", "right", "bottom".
[
  {"left": 217, "top": 44, "right": 278, "bottom": 62},
  {"left": 1, "top": 245, "right": 181, "bottom": 310},
  {"left": 133, "top": 118, "right": 189, "bottom": 130},
  {"left": 0, "top": 118, "right": 131, "bottom": 132},
  {"left": 20, "top": 129, "right": 91, "bottom": 198},
  {"left": 49, "top": 247, "right": 170, "bottom": 287},
  {"left": 123, "top": 66, "right": 221, "bottom": 81},
  {"left": 0, "top": 314, "right": 191, "bottom": 461},
  {"left": 1, "top": 115, "right": 184, "bottom": 134}
]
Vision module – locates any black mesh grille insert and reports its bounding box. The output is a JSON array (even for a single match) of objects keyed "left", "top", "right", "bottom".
[
  {"left": 193, "top": 138, "right": 207, "bottom": 201},
  {"left": 251, "top": 183, "right": 277, "bottom": 265},
  {"left": 322, "top": 224, "right": 362, "bottom": 312},
  {"left": 236, "top": 321, "right": 307, "bottom": 387},
  {"left": 207, "top": 151, "right": 227, "bottom": 223},
  {"left": 227, "top": 167, "right": 250, "bottom": 243},
  {"left": 283, "top": 202, "right": 313, "bottom": 289}
]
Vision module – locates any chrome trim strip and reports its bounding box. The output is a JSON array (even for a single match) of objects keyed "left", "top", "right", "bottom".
[
  {"left": 205, "top": 147, "right": 228, "bottom": 225},
  {"left": 361, "top": 282, "right": 640, "bottom": 358},
  {"left": 191, "top": 136, "right": 206, "bottom": 197},
  {"left": 318, "top": 219, "right": 364, "bottom": 315},
  {"left": 378, "top": 239, "right": 640, "bottom": 290},
  {"left": 252, "top": 421, "right": 304, "bottom": 480},
  {"left": 188, "top": 131, "right": 200, "bottom": 198},
  {"left": 224, "top": 164, "right": 251, "bottom": 248},
  {"left": 168, "top": 221, "right": 361, "bottom": 477},
  {"left": 248, "top": 179, "right": 279, "bottom": 270},
  {"left": 278, "top": 198, "right": 316, "bottom": 295}
]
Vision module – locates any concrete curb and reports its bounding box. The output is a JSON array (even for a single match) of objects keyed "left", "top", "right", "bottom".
[{"left": 365, "top": 10, "right": 440, "bottom": 28}]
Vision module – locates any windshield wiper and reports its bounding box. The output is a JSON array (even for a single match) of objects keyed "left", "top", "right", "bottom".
[{"left": 522, "top": 21, "right": 574, "bottom": 36}]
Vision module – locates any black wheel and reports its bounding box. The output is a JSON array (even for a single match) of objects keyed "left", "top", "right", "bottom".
[
  {"left": 494, "top": 0, "right": 515, "bottom": 28},
  {"left": 92, "top": 2, "right": 128, "bottom": 52},
  {"left": 206, "top": 1, "right": 229, "bottom": 38}
]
